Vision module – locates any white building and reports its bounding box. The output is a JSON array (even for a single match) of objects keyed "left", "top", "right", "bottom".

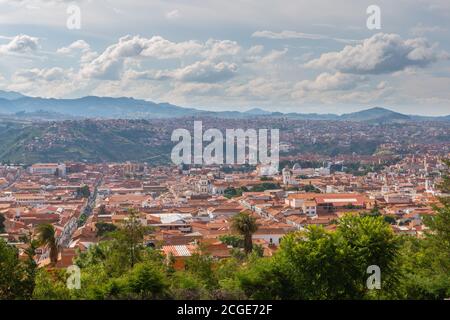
[{"left": 29, "top": 163, "right": 66, "bottom": 176}]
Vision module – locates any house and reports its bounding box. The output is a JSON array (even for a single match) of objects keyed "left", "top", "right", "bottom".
[
  {"left": 105, "top": 193, "right": 153, "bottom": 208},
  {"left": 285, "top": 215, "right": 307, "bottom": 230},
  {"left": 162, "top": 244, "right": 197, "bottom": 270},
  {"left": 29, "top": 163, "right": 66, "bottom": 176},
  {"left": 253, "top": 222, "right": 295, "bottom": 246},
  {"left": 147, "top": 213, "right": 192, "bottom": 233},
  {"left": 207, "top": 205, "right": 242, "bottom": 218},
  {"left": 286, "top": 193, "right": 369, "bottom": 213}
]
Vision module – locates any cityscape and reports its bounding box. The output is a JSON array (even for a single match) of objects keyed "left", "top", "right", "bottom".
[{"left": 0, "top": 0, "right": 449, "bottom": 309}]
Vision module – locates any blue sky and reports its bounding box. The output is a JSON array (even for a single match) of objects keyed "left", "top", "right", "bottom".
[{"left": 0, "top": 0, "right": 450, "bottom": 115}]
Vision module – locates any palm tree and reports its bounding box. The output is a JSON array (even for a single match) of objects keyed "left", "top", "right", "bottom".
[
  {"left": 36, "top": 224, "right": 58, "bottom": 266},
  {"left": 231, "top": 212, "right": 258, "bottom": 254}
]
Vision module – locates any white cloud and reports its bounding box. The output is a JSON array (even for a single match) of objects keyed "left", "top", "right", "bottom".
[
  {"left": 80, "top": 35, "right": 205, "bottom": 80},
  {"left": 9, "top": 66, "right": 80, "bottom": 97},
  {"left": 80, "top": 35, "right": 243, "bottom": 80},
  {"left": 258, "top": 48, "right": 288, "bottom": 64},
  {"left": 14, "top": 67, "right": 71, "bottom": 81},
  {"left": 166, "top": 9, "right": 180, "bottom": 20},
  {"left": 252, "top": 30, "right": 357, "bottom": 44},
  {"left": 0, "top": 34, "right": 39, "bottom": 54},
  {"left": 57, "top": 40, "right": 90, "bottom": 54},
  {"left": 292, "top": 75, "right": 392, "bottom": 105},
  {"left": 202, "top": 39, "right": 241, "bottom": 60},
  {"left": 57, "top": 40, "right": 97, "bottom": 64},
  {"left": 173, "top": 60, "right": 237, "bottom": 82},
  {"left": 127, "top": 60, "right": 238, "bottom": 83},
  {"left": 305, "top": 33, "right": 449, "bottom": 74},
  {"left": 295, "top": 72, "right": 363, "bottom": 93}
]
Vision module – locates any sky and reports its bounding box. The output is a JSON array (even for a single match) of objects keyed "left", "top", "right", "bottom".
[{"left": 0, "top": 0, "right": 450, "bottom": 115}]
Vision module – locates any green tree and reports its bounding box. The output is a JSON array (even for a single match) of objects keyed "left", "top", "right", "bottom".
[
  {"left": 35, "top": 224, "right": 59, "bottom": 266},
  {"left": 0, "top": 213, "right": 5, "bottom": 233},
  {"left": 231, "top": 212, "right": 258, "bottom": 254},
  {"left": 74, "top": 241, "right": 109, "bottom": 268},
  {"left": 301, "top": 184, "right": 321, "bottom": 193},
  {"left": 0, "top": 239, "right": 22, "bottom": 299},
  {"left": 219, "top": 234, "right": 244, "bottom": 248},
  {"left": 239, "top": 215, "right": 401, "bottom": 300},
  {"left": 0, "top": 237, "right": 37, "bottom": 299},
  {"left": 251, "top": 183, "right": 280, "bottom": 192},
  {"left": 76, "top": 185, "right": 91, "bottom": 198},
  {"left": 236, "top": 256, "right": 285, "bottom": 299},
  {"left": 21, "top": 235, "right": 38, "bottom": 299},
  {"left": 95, "top": 222, "right": 117, "bottom": 238},
  {"left": 108, "top": 209, "right": 149, "bottom": 270},
  {"left": 170, "top": 271, "right": 209, "bottom": 300},
  {"left": 185, "top": 251, "right": 217, "bottom": 289},
  {"left": 124, "top": 262, "right": 168, "bottom": 299},
  {"left": 337, "top": 214, "right": 401, "bottom": 298},
  {"left": 32, "top": 269, "right": 72, "bottom": 300}
]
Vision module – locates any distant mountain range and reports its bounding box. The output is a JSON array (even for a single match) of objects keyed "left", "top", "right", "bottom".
[{"left": 0, "top": 90, "right": 448, "bottom": 122}]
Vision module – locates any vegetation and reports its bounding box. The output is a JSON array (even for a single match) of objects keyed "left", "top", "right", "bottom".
[
  {"left": 95, "top": 222, "right": 118, "bottom": 238},
  {"left": 98, "top": 204, "right": 109, "bottom": 216},
  {"left": 0, "top": 238, "right": 36, "bottom": 299},
  {"left": 1, "top": 207, "right": 449, "bottom": 300},
  {"left": 231, "top": 212, "right": 258, "bottom": 254},
  {"left": 224, "top": 186, "right": 248, "bottom": 199},
  {"left": 0, "top": 213, "right": 5, "bottom": 233},
  {"left": 219, "top": 234, "right": 244, "bottom": 248},
  {"left": 251, "top": 183, "right": 280, "bottom": 192},
  {"left": 301, "top": 184, "right": 321, "bottom": 193},
  {"left": 76, "top": 185, "right": 91, "bottom": 199},
  {"left": 35, "top": 224, "right": 59, "bottom": 266},
  {"left": 0, "top": 161, "right": 449, "bottom": 300},
  {"left": 0, "top": 120, "right": 173, "bottom": 165}
]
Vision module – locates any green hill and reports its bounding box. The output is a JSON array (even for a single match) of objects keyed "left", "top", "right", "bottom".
[{"left": 0, "top": 120, "right": 173, "bottom": 164}]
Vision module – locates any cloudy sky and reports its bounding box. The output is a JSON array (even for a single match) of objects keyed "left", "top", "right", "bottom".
[{"left": 0, "top": 0, "right": 450, "bottom": 115}]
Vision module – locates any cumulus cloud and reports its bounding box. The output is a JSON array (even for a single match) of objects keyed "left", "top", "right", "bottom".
[
  {"left": 127, "top": 60, "right": 238, "bottom": 83},
  {"left": 173, "top": 60, "right": 237, "bottom": 82},
  {"left": 305, "top": 33, "right": 449, "bottom": 74},
  {"left": 79, "top": 36, "right": 146, "bottom": 80},
  {"left": 9, "top": 66, "right": 80, "bottom": 97},
  {"left": 202, "top": 39, "right": 241, "bottom": 60},
  {"left": 57, "top": 40, "right": 90, "bottom": 55},
  {"left": 295, "top": 72, "right": 363, "bottom": 93},
  {"left": 13, "top": 67, "right": 71, "bottom": 82},
  {"left": 140, "top": 36, "right": 203, "bottom": 59},
  {"left": 0, "top": 34, "right": 39, "bottom": 54},
  {"left": 57, "top": 40, "right": 97, "bottom": 64},
  {"left": 81, "top": 35, "right": 206, "bottom": 79},
  {"left": 80, "top": 35, "right": 242, "bottom": 80},
  {"left": 292, "top": 74, "right": 391, "bottom": 104}
]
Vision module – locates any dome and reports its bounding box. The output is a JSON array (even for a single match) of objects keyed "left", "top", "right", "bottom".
[{"left": 292, "top": 163, "right": 302, "bottom": 170}]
